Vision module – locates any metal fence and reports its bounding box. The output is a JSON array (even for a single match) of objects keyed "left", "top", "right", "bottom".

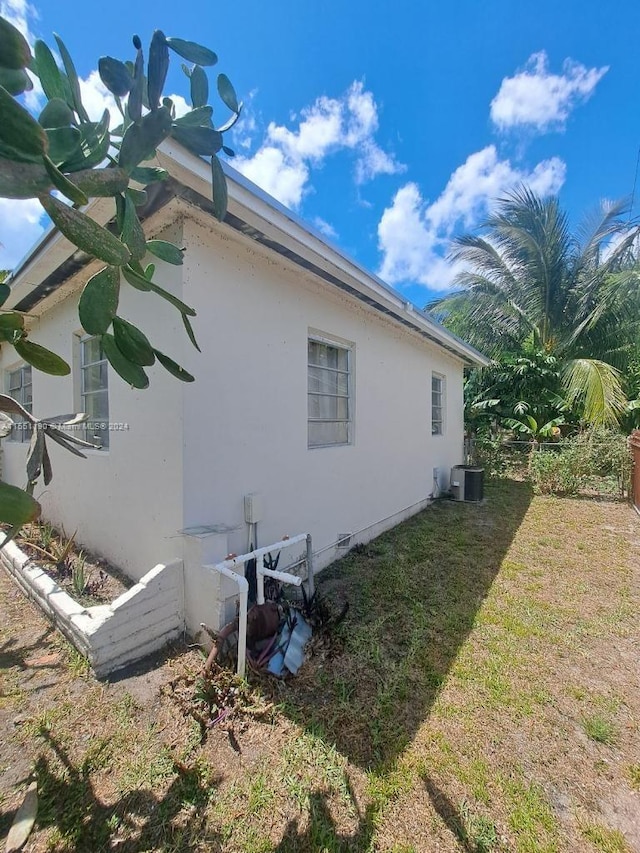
[{"left": 466, "top": 435, "right": 633, "bottom": 500}]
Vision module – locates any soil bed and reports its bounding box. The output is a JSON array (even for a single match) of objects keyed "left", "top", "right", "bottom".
[{"left": 4, "top": 522, "right": 132, "bottom": 606}]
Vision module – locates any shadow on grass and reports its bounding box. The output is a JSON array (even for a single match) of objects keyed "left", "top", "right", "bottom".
[
  {"left": 274, "top": 792, "right": 377, "bottom": 853},
  {"left": 424, "top": 776, "right": 478, "bottom": 852},
  {"left": 4, "top": 730, "right": 223, "bottom": 852},
  {"left": 270, "top": 478, "right": 533, "bottom": 770},
  {"left": 0, "top": 626, "right": 57, "bottom": 672}
]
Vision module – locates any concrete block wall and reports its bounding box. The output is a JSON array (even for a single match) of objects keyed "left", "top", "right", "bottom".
[{"left": 0, "top": 534, "right": 184, "bottom": 678}]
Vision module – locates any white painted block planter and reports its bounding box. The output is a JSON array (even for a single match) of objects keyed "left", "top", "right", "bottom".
[{"left": 0, "top": 534, "right": 185, "bottom": 678}]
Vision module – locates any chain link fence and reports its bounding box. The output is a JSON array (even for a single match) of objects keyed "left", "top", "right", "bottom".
[{"left": 466, "top": 432, "right": 633, "bottom": 500}]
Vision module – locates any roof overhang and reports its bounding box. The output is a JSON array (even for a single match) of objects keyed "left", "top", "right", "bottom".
[{"left": 7, "top": 142, "right": 490, "bottom": 368}]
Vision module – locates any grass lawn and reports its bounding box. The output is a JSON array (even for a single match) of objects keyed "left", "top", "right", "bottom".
[{"left": 1, "top": 479, "right": 639, "bottom": 852}]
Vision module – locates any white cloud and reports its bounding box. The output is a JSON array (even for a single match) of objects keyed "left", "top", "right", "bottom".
[
  {"left": 234, "top": 81, "right": 404, "bottom": 208},
  {"left": 79, "top": 70, "right": 117, "bottom": 123},
  {"left": 169, "top": 94, "right": 191, "bottom": 120},
  {"left": 0, "top": 198, "right": 46, "bottom": 271},
  {"left": 312, "top": 217, "right": 338, "bottom": 240},
  {"left": 377, "top": 145, "right": 566, "bottom": 291},
  {"left": 490, "top": 51, "right": 608, "bottom": 132},
  {"left": 0, "top": 0, "right": 44, "bottom": 110},
  {"left": 237, "top": 146, "right": 309, "bottom": 209},
  {"left": 0, "top": 0, "right": 36, "bottom": 44}
]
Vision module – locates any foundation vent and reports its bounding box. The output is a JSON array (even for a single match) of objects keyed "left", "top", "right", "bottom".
[{"left": 336, "top": 533, "right": 352, "bottom": 549}]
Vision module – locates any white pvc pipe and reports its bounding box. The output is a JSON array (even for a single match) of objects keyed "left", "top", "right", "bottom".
[
  {"left": 217, "top": 533, "right": 308, "bottom": 572},
  {"left": 256, "top": 566, "right": 302, "bottom": 605},
  {"left": 207, "top": 533, "right": 311, "bottom": 674},
  {"left": 205, "top": 563, "right": 248, "bottom": 679}
]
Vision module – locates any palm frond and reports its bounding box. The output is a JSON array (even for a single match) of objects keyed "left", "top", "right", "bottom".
[{"left": 562, "top": 358, "right": 628, "bottom": 426}]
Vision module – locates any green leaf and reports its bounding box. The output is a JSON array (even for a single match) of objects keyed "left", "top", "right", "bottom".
[
  {"left": 147, "top": 279, "right": 196, "bottom": 316},
  {"left": 14, "top": 339, "right": 70, "bottom": 375},
  {"left": 154, "top": 349, "right": 194, "bottom": 382},
  {"left": 60, "top": 112, "right": 111, "bottom": 172},
  {"left": 210, "top": 154, "right": 228, "bottom": 221},
  {"left": 0, "top": 139, "right": 41, "bottom": 165},
  {"left": 165, "top": 37, "right": 217, "bottom": 66},
  {"left": 0, "top": 85, "right": 48, "bottom": 158},
  {"left": 0, "top": 283, "right": 11, "bottom": 307},
  {"left": 0, "top": 16, "right": 31, "bottom": 69},
  {"left": 172, "top": 105, "right": 213, "bottom": 127},
  {"left": 171, "top": 125, "right": 222, "bottom": 155},
  {"left": 127, "top": 187, "right": 147, "bottom": 206},
  {"left": 128, "top": 42, "right": 144, "bottom": 122},
  {"left": 190, "top": 65, "right": 208, "bottom": 108},
  {"left": 0, "top": 481, "right": 40, "bottom": 527},
  {"left": 130, "top": 166, "right": 168, "bottom": 184},
  {"left": 72, "top": 166, "right": 129, "bottom": 198},
  {"left": 217, "top": 73, "right": 239, "bottom": 113},
  {"left": 146, "top": 239, "right": 184, "bottom": 265},
  {"left": 119, "top": 105, "right": 173, "bottom": 171},
  {"left": 44, "top": 126, "right": 82, "bottom": 166},
  {"left": 101, "top": 333, "right": 149, "bottom": 388},
  {"left": 216, "top": 107, "right": 242, "bottom": 134},
  {"left": 0, "top": 393, "right": 33, "bottom": 420},
  {"left": 39, "top": 194, "right": 132, "bottom": 266},
  {"left": 147, "top": 30, "right": 169, "bottom": 110},
  {"left": 0, "top": 312, "right": 25, "bottom": 337},
  {"left": 121, "top": 194, "right": 146, "bottom": 261},
  {"left": 26, "top": 426, "right": 45, "bottom": 483},
  {"left": 54, "top": 33, "right": 89, "bottom": 123},
  {"left": 144, "top": 263, "right": 155, "bottom": 280},
  {"left": 39, "top": 98, "right": 74, "bottom": 129},
  {"left": 0, "top": 66, "right": 32, "bottom": 95},
  {"left": 78, "top": 265, "right": 120, "bottom": 334},
  {"left": 98, "top": 56, "right": 133, "bottom": 97},
  {"left": 182, "top": 313, "right": 200, "bottom": 352},
  {"left": 113, "top": 317, "right": 155, "bottom": 366},
  {"left": 121, "top": 263, "right": 152, "bottom": 292},
  {"left": 42, "top": 154, "right": 88, "bottom": 206},
  {"left": 222, "top": 145, "right": 235, "bottom": 158},
  {"left": 34, "top": 39, "right": 67, "bottom": 101}
]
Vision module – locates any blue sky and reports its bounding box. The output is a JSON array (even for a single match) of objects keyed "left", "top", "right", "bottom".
[{"left": 2, "top": 0, "right": 640, "bottom": 307}]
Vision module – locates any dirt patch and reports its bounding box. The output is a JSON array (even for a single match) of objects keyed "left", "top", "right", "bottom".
[{"left": 6, "top": 521, "right": 132, "bottom": 605}]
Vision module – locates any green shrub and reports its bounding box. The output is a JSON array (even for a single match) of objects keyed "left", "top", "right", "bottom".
[
  {"left": 528, "top": 446, "right": 582, "bottom": 495},
  {"left": 528, "top": 427, "right": 632, "bottom": 497}
]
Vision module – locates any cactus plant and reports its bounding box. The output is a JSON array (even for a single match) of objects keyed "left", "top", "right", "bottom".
[{"left": 0, "top": 19, "right": 242, "bottom": 528}]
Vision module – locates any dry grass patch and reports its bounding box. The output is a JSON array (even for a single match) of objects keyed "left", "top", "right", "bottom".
[{"left": 1, "top": 479, "right": 639, "bottom": 851}]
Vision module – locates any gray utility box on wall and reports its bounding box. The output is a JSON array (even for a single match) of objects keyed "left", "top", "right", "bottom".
[{"left": 451, "top": 465, "right": 484, "bottom": 502}]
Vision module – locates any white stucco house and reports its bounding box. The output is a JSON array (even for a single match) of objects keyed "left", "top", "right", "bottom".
[{"left": 0, "top": 140, "right": 488, "bottom": 667}]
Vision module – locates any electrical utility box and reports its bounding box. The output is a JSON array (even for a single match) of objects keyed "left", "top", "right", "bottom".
[
  {"left": 450, "top": 465, "right": 484, "bottom": 502},
  {"left": 244, "top": 493, "right": 263, "bottom": 524}
]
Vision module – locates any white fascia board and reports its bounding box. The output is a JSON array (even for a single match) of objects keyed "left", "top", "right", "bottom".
[
  {"left": 5, "top": 141, "right": 489, "bottom": 367},
  {"left": 157, "top": 140, "right": 490, "bottom": 367},
  {"left": 6, "top": 196, "right": 116, "bottom": 310}
]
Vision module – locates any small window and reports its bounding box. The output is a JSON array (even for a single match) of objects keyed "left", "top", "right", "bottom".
[
  {"left": 6, "top": 365, "right": 32, "bottom": 442},
  {"left": 308, "top": 338, "right": 352, "bottom": 447},
  {"left": 432, "top": 373, "right": 445, "bottom": 436},
  {"left": 80, "top": 336, "right": 109, "bottom": 448}
]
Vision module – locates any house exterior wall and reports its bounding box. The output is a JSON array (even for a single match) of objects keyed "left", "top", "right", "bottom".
[
  {"left": 178, "top": 217, "right": 465, "bottom": 630},
  {"left": 1, "top": 208, "right": 467, "bottom": 637},
  {"left": 0, "top": 237, "right": 185, "bottom": 582}
]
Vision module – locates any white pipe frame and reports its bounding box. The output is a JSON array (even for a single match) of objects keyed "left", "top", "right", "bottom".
[
  {"left": 204, "top": 563, "right": 249, "bottom": 678},
  {"left": 206, "top": 533, "right": 313, "bottom": 678}
]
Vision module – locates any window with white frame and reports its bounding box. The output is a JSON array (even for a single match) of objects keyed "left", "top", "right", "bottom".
[
  {"left": 7, "top": 365, "right": 32, "bottom": 442},
  {"left": 308, "top": 337, "right": 352, "bottom": 448},
  {"left": 432, "top": 373, "right": 445, "bottom": 436},
  {"left": 80, "top": 336, "right": 109, "bottom": 448}
]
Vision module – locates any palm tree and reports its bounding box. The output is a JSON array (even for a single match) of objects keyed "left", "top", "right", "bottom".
[{"left": 429, "top": 187, "right": 639, "bottom": 426}]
